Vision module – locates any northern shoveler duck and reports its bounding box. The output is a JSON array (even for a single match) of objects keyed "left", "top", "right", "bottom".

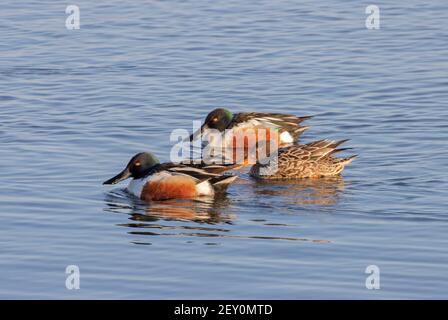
[
  {"left": 103, "top": 152, "right": 238, "bottom": 201},
  {"left": 189, "top": 108, "right": 312, "bottom": 146},
  {"left": 250, "top": 139, "right": 356, "bottom": 179}
]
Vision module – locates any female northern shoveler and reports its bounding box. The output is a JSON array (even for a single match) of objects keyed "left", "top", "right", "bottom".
[
  {"left": 189, "top": 108, "right": 312, "bottom": 146},
  {"left": 103, "top": 152, "right": 238, "bottom": 201},
  {"left": 250, "top": 139, "right": 356, "bottom": 179}
]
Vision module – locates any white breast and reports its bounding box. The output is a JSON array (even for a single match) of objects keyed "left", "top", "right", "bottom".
[
  {"left": 127, "top": 177, "right": 149, "bottom": 198},
  {"left": 196, "top": 180, "right": 214, "bottom": 196}
]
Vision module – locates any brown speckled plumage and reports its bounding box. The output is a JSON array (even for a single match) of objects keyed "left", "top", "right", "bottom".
[{"left": 250, "top": 139, "right": 356, "bottom": 179}]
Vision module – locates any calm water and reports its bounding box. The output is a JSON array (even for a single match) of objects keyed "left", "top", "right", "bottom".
[{"left": 1, "top": 0, "right": 448, "bottom": 299}]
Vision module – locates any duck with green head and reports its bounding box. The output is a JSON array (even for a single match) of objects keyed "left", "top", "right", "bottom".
[
  {"left": 189, "top": 107, "right": 312, "bottom": 145},
  {"left": 103, "top": 152, "right": 238, "bottom": 201}
]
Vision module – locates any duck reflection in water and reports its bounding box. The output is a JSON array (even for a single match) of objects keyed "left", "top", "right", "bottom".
[
  {"left": 104, "top": 190, "right": 234, "bottom": 224},
  {"left": 103, "top": 185, "right": 332, "bottom": 244},
  {"left": 251, "top": 175, "right": 347, "bottom": 205}
]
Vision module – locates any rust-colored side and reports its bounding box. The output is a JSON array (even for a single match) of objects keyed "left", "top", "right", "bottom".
[{"left": 141, "top": 176, "right": 197, "bottom": 201}]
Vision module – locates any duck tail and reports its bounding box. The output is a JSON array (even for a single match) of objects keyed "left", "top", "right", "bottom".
[
  {"left": 333, "top": 139, "right": 350, "bottom": 148},
  {"left": 291, "top": 115, "right": 314, "bottom": 124},
  {"left": 210, "top": 175, "right": 238, "bottom": 193},
  {"left": 338, "top": 155, "right": 357, "bottom": 166},
  {"left": 291, "top": 116, "right": 313, "bottom": 139},
  {"left": 292, "top": 125, "right": 311, "bottom": 135},
  {"left": 327, "top": 140, "right": 357, "bottom": 166},
  {"left": 330, "top": 147, "right": 353, "bottom": 155}
]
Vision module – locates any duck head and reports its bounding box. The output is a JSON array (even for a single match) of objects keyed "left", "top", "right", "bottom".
[
  {"left": 189, "top": 108, "right": 234, "bottom": 141},
  {"left": 103, "top": 152, "right": 160, "bottom": 185}
]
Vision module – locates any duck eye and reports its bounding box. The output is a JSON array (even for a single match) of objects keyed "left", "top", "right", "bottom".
[
  {"left": 135, "top": 162, "right": 141, "bottom": 167},
  {"left": 213, "top": 117, "right": 218, "bottom": 122}
]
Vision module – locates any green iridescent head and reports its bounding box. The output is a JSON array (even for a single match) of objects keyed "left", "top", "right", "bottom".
[
  {"left": 103, "top": 152, "right": 160, "bottom": 185},
  {"left": 189, "top": 108, "right": 234, "bottom": 141},
  {"left": 203, "top": 108, "right": 234, "bottom": 131}
]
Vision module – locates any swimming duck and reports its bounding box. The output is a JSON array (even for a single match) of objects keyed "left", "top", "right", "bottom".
[
  {"left": 250, "top": 139, "right": 356, "bottom": 179},
  {"left": 103, "top": 152, "right": 238, "bottom": 201},
  {"left": 189, "top": 108, "right": 312, "bottom": 146}
]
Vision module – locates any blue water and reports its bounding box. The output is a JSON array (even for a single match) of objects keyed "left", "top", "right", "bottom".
[{"left": 1, "top": 0, "right": 447, "bottom": 299}]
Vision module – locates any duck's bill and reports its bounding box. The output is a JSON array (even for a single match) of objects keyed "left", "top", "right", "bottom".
[
  {"left": 187, "top": 124, "right": 209, "bottom": 142},
  {"left": 103, "top": 168, "right": 131, "bottom": 185}
]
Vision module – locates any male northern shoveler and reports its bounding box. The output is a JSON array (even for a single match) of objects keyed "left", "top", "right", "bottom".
[
  {"left": 103, "top": 152, "right": 238, "bottom": 201},
  {"left": 250, "top": 139, "right": 356, "bottom": 179},
  {"left": 189, "top": 108, "right": 312, "bottom": 146}
]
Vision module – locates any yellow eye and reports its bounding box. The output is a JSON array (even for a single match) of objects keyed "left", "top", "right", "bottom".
[
  {"left": 213, "top": 117, "right": 218, "bottom": 122},
  {"left": 135, "top": 162, "right": 141, "bottom": 167}
]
